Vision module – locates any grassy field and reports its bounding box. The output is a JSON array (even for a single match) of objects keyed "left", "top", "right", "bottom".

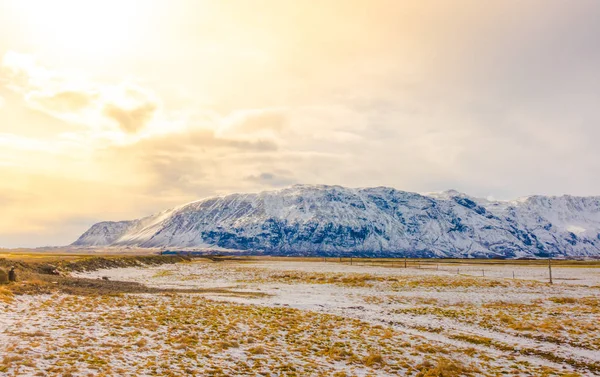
[
  {"left": 1, "top": 254, "right": 599, "bottom": 376},
  {"left": 0, "top": 252, "right": 93, "bottom": 263},
  {"left": 0, "top": 248, "right": 158, "bottom": 263}
]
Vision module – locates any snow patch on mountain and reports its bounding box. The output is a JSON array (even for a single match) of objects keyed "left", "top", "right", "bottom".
[{"left": 72, "top": 185, "right": 600, "bottom": 258}]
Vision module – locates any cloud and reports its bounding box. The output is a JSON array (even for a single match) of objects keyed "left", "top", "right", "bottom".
[
  {"left": 29, "top": 90, "right": 95, "bottom": 112},
  {"left": 104, "top": 101, "right": 158, "bottom": 134},
  {"left": 222, "top": 108, "right": 287, "bottom": 135},
  {"left": 90, "top": 123, "right": 282, "bottom": 201},
  {"left": 1, "top": 51, "right": 159, "bottom": 136},
  {"left": 1, "top": 51, "right": 47, "bottom": 87},
  {"left": 245, "top": 172, "right": 296, "bottom": 187},
  {"left": 1, "top": 52, "right": 293, "bottom": 143},
  {"left": 134, "top": 126, "right": 279, "bottom": 153}
]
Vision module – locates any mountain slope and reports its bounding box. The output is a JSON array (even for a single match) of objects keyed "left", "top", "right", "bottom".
[{"left": 72, "top": 185, "right": 600, "bottom": 258}]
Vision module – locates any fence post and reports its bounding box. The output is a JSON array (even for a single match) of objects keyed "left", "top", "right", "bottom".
[{"left": 548, "top": 257, "right": 553, "bottom": 285}]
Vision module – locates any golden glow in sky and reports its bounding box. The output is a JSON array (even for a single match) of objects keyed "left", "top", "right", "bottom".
[
  {"left": 0, "top": 0, "right": 599, "bottom": 247},
  {"left": 9, "top": 0, "right": 151, "bottom": 60}
]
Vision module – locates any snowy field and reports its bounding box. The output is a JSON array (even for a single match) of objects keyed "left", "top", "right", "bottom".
[{"left": 1, "top": 259, "right": 599, "bottom": 376}]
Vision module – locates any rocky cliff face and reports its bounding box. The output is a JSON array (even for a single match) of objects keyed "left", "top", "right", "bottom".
[{"left": 72, "top": 185, "right": 600, "bottom": 258}]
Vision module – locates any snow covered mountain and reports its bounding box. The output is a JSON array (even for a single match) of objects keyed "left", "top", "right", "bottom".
[{"left": 72, "top": 185, "right": 600, "bottom": 258}]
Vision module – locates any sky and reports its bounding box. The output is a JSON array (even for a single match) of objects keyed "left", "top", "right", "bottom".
[{"left": 1, "top": 0, "right": 600, "bottom": 247}]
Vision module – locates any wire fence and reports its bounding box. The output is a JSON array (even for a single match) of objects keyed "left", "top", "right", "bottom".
[{"left": 318, "top": 257, "right": 564, "bottom": 284}]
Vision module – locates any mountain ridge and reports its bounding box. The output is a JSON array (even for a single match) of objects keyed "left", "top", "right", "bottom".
[{"left": 72, "top": 184, "right": 600, "bottom": 258}]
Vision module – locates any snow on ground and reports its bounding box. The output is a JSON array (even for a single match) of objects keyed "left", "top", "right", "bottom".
[
  {"left": 73, "top": 260, "right": 600, "bottom": 375},
  {"left": 2, "top": 259, "right": 599, "bottom": 376}
]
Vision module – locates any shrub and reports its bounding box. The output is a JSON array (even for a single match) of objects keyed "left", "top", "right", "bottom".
[
  {"left": 0, "top": 269, "right": 8, "bottom": 284},
  {"left": 363, "top": 353, "right": 385, "bottom": 367},
  {"left": 417, "top": 357, "right": 473, "bottom": 377},
  {"left": 248, "top": 345, "right": 265, "bottom": 354}
]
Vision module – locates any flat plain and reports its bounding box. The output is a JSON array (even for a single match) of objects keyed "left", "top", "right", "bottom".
[{"left": 1, "top": 255, "right": 599, "bottom": 376}]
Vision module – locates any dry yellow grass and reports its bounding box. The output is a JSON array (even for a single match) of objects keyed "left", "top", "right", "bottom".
[
  {"left": 1, "top": 255, "right": 597, "bottom": 376},
  {"left": 1, "top": 292, "right": 592, "bottom": 376},
  {"left": 0, "top": 285, "right": 14, "bottom": 303},
  {"left": 416, "top": 357, "right": 477, "bottom": 377}
]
